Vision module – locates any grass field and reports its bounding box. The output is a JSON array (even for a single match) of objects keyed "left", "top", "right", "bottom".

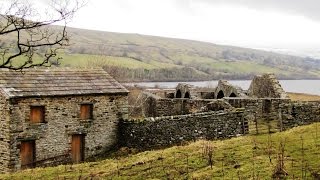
[
  {"left": 5, "top": 50, "right": 319, "bottom": 80},
  {"left": 56, "top": 53, "right": 300, "bottom": 76},
  {"left": 2, "top": 123, "right": 320, "bottom": 179},
  {"left": 288, "top": 92, "right": 320, "bottom": 101},
  {"left": 60, "top": 54, "right": 160, "bottom": 69}
]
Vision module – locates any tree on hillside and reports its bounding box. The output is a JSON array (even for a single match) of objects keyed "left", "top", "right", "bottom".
[{"left": 0, "top": 0, "right": 84, "bottom": 70}]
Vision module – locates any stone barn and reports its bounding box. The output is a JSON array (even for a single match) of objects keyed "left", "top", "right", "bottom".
[{"left": 0, "top": 68, "right": 128, "bottom": 172}]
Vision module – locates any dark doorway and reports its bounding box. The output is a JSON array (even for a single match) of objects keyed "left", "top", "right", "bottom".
[
  {"left": 71, "top": 134, "right": 85, "bottom": 163},
  {"left": 229, "top": 92, "right": 237, "bottom": 97},
  {"left": 20, "top": 140, "right": 35, "bottom": 169},
  {"left": 184, "top": 92, "right": 190, "bottom": 98},
  {"left": 217, "top": 90, "right": 225, "bottom": 99},
  {"left": 176, "top": 90, "right": 182, "bottom": 98},
  {"left": 263, "top": 99, "right": 272, "bottom": 113}
]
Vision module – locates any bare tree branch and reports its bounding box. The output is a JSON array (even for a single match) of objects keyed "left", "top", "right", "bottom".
[{"left": 0, "top": 0, "right": 85, "bottom": 70}]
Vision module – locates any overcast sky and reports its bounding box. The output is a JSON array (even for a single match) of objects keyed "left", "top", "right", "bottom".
[{"left": 34, "top": 0, "right": 320, "bottom": 56}]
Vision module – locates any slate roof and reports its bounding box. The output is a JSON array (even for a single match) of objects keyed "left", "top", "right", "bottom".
[{"left": 0, "top": 68, "right": 128, "bottom": 98}]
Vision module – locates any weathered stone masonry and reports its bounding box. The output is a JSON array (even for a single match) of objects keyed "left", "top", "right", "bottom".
[
  {"left": 248, "top": 74, "right": 288, "bottom": 98},
  {"left": 8, "top": 94, "right": 128, "bottom": 171},
  {"left": 280, "top": 101, "right": 320, "bottom": 130},
  {"left": 142, "top": 92, "right": 233, "bottom": 117},
  {"left": 0, "top": 68, "right": 129, "bottom": 173},
  {"left": 0, "top": 92, "right": 10, "bottom": 173},
  {"left": 227, "top": 98, "right": 320, "bottom": 131},
  {"left": 119, "top": 110, "right": 248, "bottom": 150}
]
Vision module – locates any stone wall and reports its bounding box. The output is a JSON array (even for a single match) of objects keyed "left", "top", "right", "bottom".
[
  {"left": 119, "top": 110, "right": 247, "bottom": 150},
  {"left": 144, "top": 89, "right": 175, "bottom": 99},
  {"left": 142, "top": 92, "right": 233, "bottom": 117},
  {"left": 7, "top": 94, "right": 128, "bottom": 171},
  {"left": 247, "top": 73, "right": 288, "bottom": 98},
  {"left": 0, "top": 92, "right": 10, "bottom": 173},
  {"left": 226, "top": 97, "right": 320, "bottom": 133},
  {"left": 226, "top": 97, "right": 291, "bottom": 133},
  {"left": 281, "top": 101, "right": 320, "bottom": 130}
]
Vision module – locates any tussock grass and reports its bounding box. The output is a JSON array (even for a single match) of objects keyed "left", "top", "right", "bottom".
[
  {"left": 2, "top": 123, "right": 320, "bottom": 179},
  {"left": 288, "top": 92, "right": 320, "bottom": 101}
]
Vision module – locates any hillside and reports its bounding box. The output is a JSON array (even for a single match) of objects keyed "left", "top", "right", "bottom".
[
  {"left": 2, "top": 24, "right": 320, "bottom": 81},
  {"left": 2, "top": 123, "right": 320, "bottom": 179},
  {"left": 64, "top": 27, "right": 320, "bottom": 80}
]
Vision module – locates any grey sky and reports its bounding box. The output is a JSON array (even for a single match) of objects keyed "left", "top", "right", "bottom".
[{"left": 195, "top": 0, "right": 320, "bottom": 21}]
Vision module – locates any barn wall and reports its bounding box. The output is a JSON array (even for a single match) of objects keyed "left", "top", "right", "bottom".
[
  {"left": 0, "top": 93, "right": 10, "bottom": 173},
  {"left": 7, "top": 94, "right": 128, "bottom": 171}
]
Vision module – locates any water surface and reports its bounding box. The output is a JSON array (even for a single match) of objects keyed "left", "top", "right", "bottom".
[{"left": 125, "top": 80, "right": 320, "bottom": 95}]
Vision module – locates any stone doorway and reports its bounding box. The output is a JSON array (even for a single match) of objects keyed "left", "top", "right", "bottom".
[
  {"left": 176, "top": 90, "right": 182, "bottom": 98},
  {"left": 217, "top": 90, "right": 225, "bottom": 99},
  {"left": 71, "top": 134, "right": 85, "bottom": 163},
  {"left": 20, "top": 140, "right": 35, "bottom": 169},
  {"left": 184, "top": 92, "right": 190, "bottom": 98}
]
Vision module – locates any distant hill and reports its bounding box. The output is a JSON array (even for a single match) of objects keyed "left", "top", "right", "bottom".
[
  {"left": 3, "top": 24, "right": 320, "bottom": 81},
  {"left": 64, "top": 27, "right": 320, "bottom": 81}
]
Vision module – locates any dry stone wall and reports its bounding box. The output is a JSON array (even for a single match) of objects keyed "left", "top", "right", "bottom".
[
  {"left": 7, "top": 94, "right": 128, "bottom": 171},
  {"left": 119, "top": 110, "right": 248, "bottom": 150},
  {"left": 226, "top": 97, "right": 320, "bottom": 133},
  {"left": 142, "top": 92, "right": 233, "bottom": 117},
  {"left": 226, "top": 97, "right": 291, "bottom": 133},
  {"left": 280, "top": 101, "right": 320, "bottom": 130},
  {"left": 121, "top": 92, "right": 320, "bottom": 152}
]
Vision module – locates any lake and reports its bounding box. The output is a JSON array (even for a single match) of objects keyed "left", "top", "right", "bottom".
[{"left": 125, "top": 80, "right": 320, "bottom": 95}]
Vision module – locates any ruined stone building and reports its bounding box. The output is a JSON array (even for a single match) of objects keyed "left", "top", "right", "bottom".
[
  {"left": 120, "top": 73, "right": 320, "bottom": 150},
  {"left": 0, "top": 68, "right": 128, "bottom": 172}
]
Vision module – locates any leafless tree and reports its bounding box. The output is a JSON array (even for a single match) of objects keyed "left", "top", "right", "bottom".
[{"left": 0, "top": 0, "right": 84, "bottom": 70}]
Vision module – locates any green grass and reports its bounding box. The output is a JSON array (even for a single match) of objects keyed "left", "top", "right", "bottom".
[
  {"left": 58, "top": 54, "right": 183, "bottom": 69},
  {"left": 4, "top": 52, "right": 317, "bottom": 81},
  {"left": 58, "top": 54, "right": 290, "bottom": 75},
  {"left": 60, "top": 54, "right": 158, "bottom": 69},
  {"left": 210, "top": 61, "right": 284, "bottom": 73},
  {"left": 2, "top": 123, "right": 320, "bottom": 179},
  {"left": 165, "top": 53, "right": 294, "bottom": 75},
  {"left": 6, "top": 53, "right": 179, "bottom": 69}
]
